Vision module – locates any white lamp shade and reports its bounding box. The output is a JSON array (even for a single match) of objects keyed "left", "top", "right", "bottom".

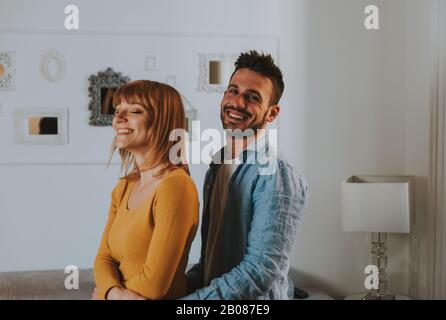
[{"left": 341, "top": 175, "right": 414, "bottom": 233}]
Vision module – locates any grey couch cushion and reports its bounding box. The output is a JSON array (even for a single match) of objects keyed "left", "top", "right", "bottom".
[{"left": 0, "top": 269, "right": 95, "bottom": 300}]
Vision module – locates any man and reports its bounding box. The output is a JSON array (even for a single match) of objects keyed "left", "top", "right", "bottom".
[{"left": 183, "top": 50, "right": 308, "bottom": 299}]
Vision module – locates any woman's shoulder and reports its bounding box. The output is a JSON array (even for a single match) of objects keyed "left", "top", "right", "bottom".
[
  {"left": 111, "top": 177, "right": 131, "bottom": 201},
  {"left": 157, "top": 168, "right": 197, "bottom": 193},
  {"left": 114, "top": 177, "right": 130, "bottom": 189}
]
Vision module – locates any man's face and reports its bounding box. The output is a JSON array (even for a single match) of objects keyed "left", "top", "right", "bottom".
[{"left": 220, "top": 68, "right": 280, "bottom": 132}]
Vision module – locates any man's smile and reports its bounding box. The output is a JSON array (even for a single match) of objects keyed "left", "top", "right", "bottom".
[{"left": 224, "top": 106, "right": 251, "bottom": 123}]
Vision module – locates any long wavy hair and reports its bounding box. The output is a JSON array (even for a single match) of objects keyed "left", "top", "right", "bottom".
[{"left": 109, "top": 80, "right": 189, "bottom": 180}]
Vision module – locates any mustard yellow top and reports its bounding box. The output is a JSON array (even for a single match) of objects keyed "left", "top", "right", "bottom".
[{"left": 94, "top": 168, "right": 199, "bottom": 300}]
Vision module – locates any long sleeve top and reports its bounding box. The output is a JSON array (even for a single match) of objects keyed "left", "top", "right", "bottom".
[{"left": 94, "top": 168, "right": 199, "bottom": 300}]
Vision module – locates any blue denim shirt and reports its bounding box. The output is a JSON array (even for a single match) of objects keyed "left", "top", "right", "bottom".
[{"left": 182, "top": 136, "right": 308, "bottom": 300}]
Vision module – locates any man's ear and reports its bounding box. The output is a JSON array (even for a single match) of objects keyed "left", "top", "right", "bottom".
[{"left": 266, "top": 105, "right": 280, "bottom": 123}]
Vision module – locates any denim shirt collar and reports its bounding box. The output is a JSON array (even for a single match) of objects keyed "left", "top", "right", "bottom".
[{"left": 209, "top": 132, "right": 277, "bottom": 175}]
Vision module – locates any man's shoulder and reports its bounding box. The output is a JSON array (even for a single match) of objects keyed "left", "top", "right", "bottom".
[
  {"left": 205, "top": 157, "right": 307, "bottom": 195},
  {"left": 277, "top": 159, "right": 307, "bottom": 187},
  {"left": 250, "top": 158, "right": 308, "bottom": 195}
]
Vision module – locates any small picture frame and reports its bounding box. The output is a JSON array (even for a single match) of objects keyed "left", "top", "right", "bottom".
[
  {"left": 88, "top": 68, "right": 130, "bottom": 126},
  {"left": 197, "top": 53, "right": 237, "bottom": 93},
  {"left": 181, "top": 95, "right": 198, "bottom": 141},
  {"left": 0, "top": 51, "right": 16, "bottom": 91},
  {"left": 145, "top": 55, "right": 158, "bottom": 71},
  {"left": 15, "top": 108, "right": 68, "bottom": 145},
  {"left": 40, "top": 49, "right": 66, "bottom": 82}
]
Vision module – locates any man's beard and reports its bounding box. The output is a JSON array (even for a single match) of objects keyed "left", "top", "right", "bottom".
[{"left": 221, "top": 105, "right": 268, "bottom": 133}]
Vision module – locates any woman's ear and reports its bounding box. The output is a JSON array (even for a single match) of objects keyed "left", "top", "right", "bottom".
[{"left": 266, "top": 105, "right": 280, "bottom": 123}]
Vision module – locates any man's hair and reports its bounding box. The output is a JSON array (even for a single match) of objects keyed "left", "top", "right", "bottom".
[{"left": 231, "top": 50, "right": 284, "bottom": 105}]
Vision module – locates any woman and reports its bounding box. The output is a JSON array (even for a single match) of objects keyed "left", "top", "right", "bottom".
[{"left": 93, "top": 80, "right": 198, "bottom": 300}]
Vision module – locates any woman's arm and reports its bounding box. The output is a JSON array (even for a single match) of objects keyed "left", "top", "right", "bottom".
[
  {"left": 124, "top": 175, "right": 199, "bottom": 299},
  {"left": 93, "top": 179, "right": 127, "bottom": 300}
]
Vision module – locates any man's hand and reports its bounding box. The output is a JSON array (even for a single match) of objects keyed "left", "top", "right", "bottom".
[{"left": 106, "top": 287, "right": 147, "bottom": 300}]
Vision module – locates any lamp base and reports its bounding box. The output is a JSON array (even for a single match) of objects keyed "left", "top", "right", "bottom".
[
  {"left": 345, "top": 292, "right": 411, "bottom": 300},
  {"left": 361, "top": 292, "right": 396, "bottom": 300}
]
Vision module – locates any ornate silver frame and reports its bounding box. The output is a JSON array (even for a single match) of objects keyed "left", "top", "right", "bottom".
[
  {"left": 88, "top": 67, "right": 130, "bottom": 126},
  {"left": 0, "top": 51, "right": 16, "bottom": 91},
  {"left": 183, "top": 98, "right": 199, "bottom": 141},
  {"left": 197, "top": 53, "right": 238, "bottom": 93}
]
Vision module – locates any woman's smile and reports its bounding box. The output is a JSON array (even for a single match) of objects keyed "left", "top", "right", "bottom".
[{"left": 116, "top": 128, "right": 135, "bottom": 135}]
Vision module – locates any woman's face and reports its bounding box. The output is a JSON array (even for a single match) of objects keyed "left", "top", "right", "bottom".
[{"left": 112, "top": 100, "right": 151, "bottom": 153}]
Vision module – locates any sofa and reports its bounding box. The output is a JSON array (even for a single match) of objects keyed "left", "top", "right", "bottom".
[
  {"left": 0, "top": 268, "right": 332, "bottom": 300},
  {"left": 0, "top": 269, "right": 95, "bottom": 300}
]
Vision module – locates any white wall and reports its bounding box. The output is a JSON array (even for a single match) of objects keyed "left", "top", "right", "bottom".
[
  {"left": 288, "top": 0, "right": 434, "bottom": 299},
  {"left": 404, "top": 0, "right": 435, "bottom": 299},
  {"left": 0, "top": 0, "right": 280, "bottom": 271}
]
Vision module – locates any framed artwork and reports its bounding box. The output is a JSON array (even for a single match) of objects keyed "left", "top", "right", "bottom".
[
  {"left": 145, "top": 55, "right": 158, "bottom": 71},
  {"left": 180, "top": 94, "right": 198, "bottom": 141},
  {"left": 197, "top": 52, "right": 237, "bottom": 93},
  {"left": 15, "top": 108, "right": 68, "bottom": 145},
  {"left": 40, "top": 49, "right": 66, "bottom": 82},
  {"left": 0, "top": 51, "right": 15, "bottom": 91},
  {"left": 88, "top": 67, "right": 130, "bottom": 126}
]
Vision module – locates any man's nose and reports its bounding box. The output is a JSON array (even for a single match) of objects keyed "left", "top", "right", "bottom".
[{"left": 232, "top": 94, "right": 248, "bottom": 109}]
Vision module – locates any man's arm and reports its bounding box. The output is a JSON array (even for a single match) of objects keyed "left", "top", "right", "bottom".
[
  {"left": 181, "top": 169, "right": 308, "bottom": 300},
  {"left": 185, "top": 257, "right": 204, "bottom": 294}
]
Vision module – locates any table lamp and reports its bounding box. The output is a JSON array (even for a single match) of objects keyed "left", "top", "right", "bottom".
[{"left": 341, "top": 175, "right": 414, "bottom": 300}]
